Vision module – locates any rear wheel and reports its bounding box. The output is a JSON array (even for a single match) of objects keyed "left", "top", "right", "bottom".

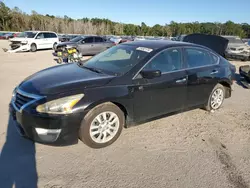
[
  {"left": 30, "top": 43, "right": 37, "bottom": 52},
  {"left": 79, "top": 102, "right": 124, "bottom": 148},
  {"left": 205, "top": 84, "right": 225, "bottom": 111}
]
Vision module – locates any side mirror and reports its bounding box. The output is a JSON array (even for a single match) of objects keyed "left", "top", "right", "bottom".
[
  {"left": 140, "top": 70, "right": 161, "bottom": 79},
  {"left": 81, "top": 40, "right": 85, "bottom": 44},
  {"left": 36, "top": 36, "right": 41, "bottom": 39}
]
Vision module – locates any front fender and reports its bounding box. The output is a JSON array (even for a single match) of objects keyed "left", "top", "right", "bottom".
[{"left": 75, "top": 85, "right": 134, "bottom": 120}]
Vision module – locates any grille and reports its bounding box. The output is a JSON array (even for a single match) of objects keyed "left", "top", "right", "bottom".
[
  {"left": 14, "top": 92, "right": 34, "bottom": 110},
  {"left": 238, "top": 48, "right": 244, "bottom": 51},
  {"left": 230, "top": 48, "right": 236, "bottom": 51}
]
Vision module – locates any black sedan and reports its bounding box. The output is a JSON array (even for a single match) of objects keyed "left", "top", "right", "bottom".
[{"left": 10, "top": 40, "right": 235, "bottom": 148}]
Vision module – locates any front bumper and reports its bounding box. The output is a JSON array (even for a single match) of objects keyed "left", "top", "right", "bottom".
[
  {"left": 7, "top": 43, "right": 30, "bottom": 53},
  {"left": 9, "top": 103, "right": 84, "bottom": 146},
  {"left": 225, "top": 52, "right": 249, "bottom": 60}
]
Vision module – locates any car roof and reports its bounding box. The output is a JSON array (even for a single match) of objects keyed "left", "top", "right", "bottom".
[
  {"left": 124, "top": 40, "right": 201, "bottom": 50},
  {"left": 25, "top": 31, "right": 57, "bottom": 33}
]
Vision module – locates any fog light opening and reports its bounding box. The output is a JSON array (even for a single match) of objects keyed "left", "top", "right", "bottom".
[{"left": 35, "top": 128, "right": 61, "bottom": 142}]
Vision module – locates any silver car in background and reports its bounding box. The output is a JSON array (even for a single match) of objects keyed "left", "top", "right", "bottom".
[
  {"left": 222, "top": 35, "right": 250, "bottom": 61},
  {"left": 55, "top": 35, "right": 115, "bottom": 55}
]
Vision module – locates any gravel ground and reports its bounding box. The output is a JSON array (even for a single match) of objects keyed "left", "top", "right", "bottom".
[{"left": 0, "top": 40, "right": 250, "bottom": 188}]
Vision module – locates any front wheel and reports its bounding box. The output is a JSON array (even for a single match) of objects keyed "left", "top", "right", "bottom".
[
  {"left": 30, "top": 43, "right": 37, "bottom": 52},
  {"left": 205, "top": 84, "right": 225, "bottom": 111},
  {"left": 53, "top": 43, "right": 57, "bottom": 50},
  {"left": 79, "top": 102, "right": 124, "bottom": 148}
]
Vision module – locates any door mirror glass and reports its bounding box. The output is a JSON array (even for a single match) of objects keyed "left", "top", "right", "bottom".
[{"left": 140, "top": 70, "right": 161, "bottom": 79}]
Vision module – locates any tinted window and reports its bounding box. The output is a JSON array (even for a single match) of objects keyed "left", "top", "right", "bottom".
[
  {"left": 84, "top": 37, "right": 94, "bottom": 43},
  {"left": 144, "top": 48, "right": 182, "bottom": 73},
  {"left": 70, "top": 36, "right": 83, "bottom": 42},
  {"left": 185, "top": 48, "right": 216, "bottom": 68},
  {"left": 45, "top": 32, "right": 57, "bottom": 38},
  {"left": 44, "top": 33, "right": 51, "bottom": 38},
  {"left": 36, "top": 33, "right": 44, "bottom": 39},
  {"left": 94, "top": 37, "right": 104, "bottom": 42}
]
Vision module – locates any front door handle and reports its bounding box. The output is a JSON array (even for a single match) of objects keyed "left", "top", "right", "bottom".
[
  {"left": 176, "top": 78, "right": 187, "bottom": 83},
  {"left": 210, "top": 70, "right": 218, "bottom": 75}
]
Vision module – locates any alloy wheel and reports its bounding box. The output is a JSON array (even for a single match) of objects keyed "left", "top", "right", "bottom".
[
  {"left": 210, "top": 88, "right": 224, "bottom": 110},
  {"left": 89, "top": 111, "right": 120, "bottom": 144}
]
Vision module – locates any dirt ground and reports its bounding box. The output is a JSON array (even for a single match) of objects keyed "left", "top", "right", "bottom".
[{"left": 0, "top": 40, "right": 250, "bottom": 188}]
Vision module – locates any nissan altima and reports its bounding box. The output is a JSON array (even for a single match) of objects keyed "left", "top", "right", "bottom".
[{"left": 10, "top": 40, "right": 235, "bottom": 148}]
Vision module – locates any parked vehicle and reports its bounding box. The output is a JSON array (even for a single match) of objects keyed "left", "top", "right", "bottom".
[
  {"left": 58, "top": 34, "right": 78, "bottom": 42},
  {"left": 55, "top": 35, "right": 115, "bottom": 55},
  {"left": 0, "top": 32, "right": 7, "bottom": 39},
  {"left": 119, "top": 36, "right": 134, "bottom": 43},
  {"left": 222, "top": 36, "right": 250, "bottom": 61},
  {"left": 10, "top": 39, "right": 235, "bottom": 148},
  {"left": 109, "top": 36, "right": 122, "bottom": 44},
  {"left": 8, "top": 31, "right": 59, "bottom": 52},
  {"left": 5, "top": 33, "right": 13, "bottom": 39}
]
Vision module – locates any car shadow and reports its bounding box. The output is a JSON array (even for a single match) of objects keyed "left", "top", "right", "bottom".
[{"left": 0, "top": 116, "right": 38, "bottom": 188}]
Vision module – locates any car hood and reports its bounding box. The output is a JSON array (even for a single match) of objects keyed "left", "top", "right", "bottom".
[
  {"left": 228, "top": 43, "right": 248, "bottom": 48},
  {"left": 19, "top": 63, "right": 115, "bottom": 95},
  {"left": 57, "top": 41, "right": 77, "bottom": 47}
]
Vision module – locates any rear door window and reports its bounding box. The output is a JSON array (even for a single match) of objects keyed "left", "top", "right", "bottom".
[
  {"left": 44, "top": 33, "right": 51, "bottom": 38},
  {"left": 184, "top": 48, "right": 217, "bottom": 68},
  {"left": 94, "top": 37, "right": 104, "bottom": 43},
  {"left": 84, "top": 37, "right": 94, "bottom": 43}
]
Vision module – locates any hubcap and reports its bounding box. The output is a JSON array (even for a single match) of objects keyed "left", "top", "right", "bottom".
[
  {"left": 211, "top": 88, "right": 224, "bottom": 110},
  {"left": 89, "top": 111, "right": 119, "bottom": 144}
]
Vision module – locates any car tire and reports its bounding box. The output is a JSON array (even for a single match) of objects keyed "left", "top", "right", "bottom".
[
  {"left": 79, "top": 102, "right": 124, "bottom": 148},
  {"left": 30, "top": 43, "right": 37, "bottom": 52},
  {"left": 53, "top": 43, "right": 57, "bottom": 50},
  {"left": 205, "top": 84, "right": 225, "bottom": 111}
]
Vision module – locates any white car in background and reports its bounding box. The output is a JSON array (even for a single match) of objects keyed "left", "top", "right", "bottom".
[
  {"left": 8, "top": 31, "right": 59, "bottom": 52},
  {"left": 109, "top": 36, "right": 122, "bottom": 44}
]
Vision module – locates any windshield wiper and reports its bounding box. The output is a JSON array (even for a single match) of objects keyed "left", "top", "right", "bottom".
[{"left": 81, "top": 65, "right": 103, "bottom": 74}]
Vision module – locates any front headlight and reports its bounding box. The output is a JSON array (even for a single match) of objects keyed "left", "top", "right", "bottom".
[
  {"left": 36, "top": 94, "right": 84, "bottom": 114},
  {"left": 21, "top": 41, "right": 28, "bottom": 45}
]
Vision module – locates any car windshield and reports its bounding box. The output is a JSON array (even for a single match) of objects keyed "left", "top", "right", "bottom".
[
  {"left": 227, "top": 37, "right": 244, "bottom": 44},
  {"left": 70, "top": 36, "right": 84, "bottom": 42},
  {"left": 17, "top": 31, "right": 37, "bottom": 38},
  {"left": 82, "top": 44, "right": 151, "bottom": 75}
]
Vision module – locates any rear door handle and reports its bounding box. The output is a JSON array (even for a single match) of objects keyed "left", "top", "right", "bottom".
[
  {"left": 176, "top": 78, "right": 187, "bottom": 83},
  {"left": 210, "top": 70, "right": 219, "bottom": 75}
]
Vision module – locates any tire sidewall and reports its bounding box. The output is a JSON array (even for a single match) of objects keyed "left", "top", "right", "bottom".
[
  {"left": 53, "top": 43, "right": 57, "bottom": 50},
  {"left": 207, "top": 84, "right": 225, "bottom": 111},
  {"left": 30, "top": 43, "right": 37, "bottom": 52},
  {"left": 79, "top": 103, "right": 124, "bottom": 148}
]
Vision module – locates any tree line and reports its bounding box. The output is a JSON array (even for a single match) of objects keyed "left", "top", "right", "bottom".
[{"left": 1, "top": 2, "right": 250, "bottom": 38}]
